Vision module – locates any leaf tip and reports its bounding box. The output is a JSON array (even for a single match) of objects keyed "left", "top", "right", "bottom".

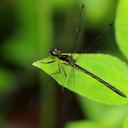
[{"left": 32, "top": 61, "right": 38, "bottom": 67}]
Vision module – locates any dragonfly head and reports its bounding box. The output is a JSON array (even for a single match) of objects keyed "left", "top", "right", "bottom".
[{"left": 49, "top": 48, "right": 61, "bottom": 57}]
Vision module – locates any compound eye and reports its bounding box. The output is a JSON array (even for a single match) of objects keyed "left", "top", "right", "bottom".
[{"left": 52, "top": 50, "right": 57, "bottom": 55}]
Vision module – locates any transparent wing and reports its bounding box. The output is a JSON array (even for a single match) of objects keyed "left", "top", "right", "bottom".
[
  {"left": 75, "top": 23, "right": 114, "bottom": 61},
  {"left": 73, "top": 4, "right": 86, "bottom": 53},
  {"left": 72, "top": 4, "right": 114, "bottom": 60}
]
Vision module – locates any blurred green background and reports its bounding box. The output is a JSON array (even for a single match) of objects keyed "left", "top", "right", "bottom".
[{"left": 0, "top": 0, "right": 128, "bottom": 128}]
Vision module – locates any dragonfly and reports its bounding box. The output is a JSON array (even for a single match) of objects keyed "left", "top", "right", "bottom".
[{"left": 42, "top": 5, "right": 127, "bottom": 98}]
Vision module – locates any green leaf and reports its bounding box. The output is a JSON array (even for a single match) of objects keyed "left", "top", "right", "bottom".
[
  {"left": 79, "top": 96, "right": 128, "bottom": 127},
  {"left": 78, "top": 96, "right": 112, "bottom": 120},
  {"left": 78, "top": 87, "right": 128, "bottom": 127},
  {"left": 33, "top": 53, "right": 128, "bottom": 105},
  {"left": 65, "top": 120, "right": 101, "bottom": 128},
  {"left": 115, "top": 0, "right": 128, "bottom": 58},
  {"left": 100, "top": 105, "right": 128, "bottom": 128},
  {"left": 123, "top": 115, "right": 128, "bottom": 128}
]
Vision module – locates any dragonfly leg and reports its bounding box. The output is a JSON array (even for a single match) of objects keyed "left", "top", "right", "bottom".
[
  {"left": 57, "top": 62, "right": 61, "bottom": 74},
  {"left": 51, "top": 62, "right": 61, "bottom": 75},
  {"left": 40, "top": 60, "right": 67, "bottom": 77},
  {"left": 60, "top": 64, "right": 67, "bottom": 77},
  {"left": 39, "top": 60, "right": 56, "bottom": 64},
  {"left": 66, "top": 67, "right": 75, "bottom": 87},
  {"left": 47, "top": 60, "right": 56, "bottom": 63},
  {"left": 51, "top": 63, "right": 67, "bottom": 77}
]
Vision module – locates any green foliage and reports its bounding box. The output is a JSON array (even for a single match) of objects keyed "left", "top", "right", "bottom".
[
  {"left": 83, "top": 0, "right": 116, "bottom": 28},
  {"left": 116, "top": 0, "right": 128, "bottom": 58},
  {"left": 65, "top": 120, "right": 100, "bottom": 128},
  {"left": 0, "top": 68, "right": 15, "bottom": 94},
  {"left": 79, "top": 97, "right": 128, "bottom": 128},
  {"left": 2, "top": 0, "right": 39, "bottom": 66}
]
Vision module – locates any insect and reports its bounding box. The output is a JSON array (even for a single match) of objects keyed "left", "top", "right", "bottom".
[
  {"left": 42, "top": 5, "right": 127, "bottom": 98},
  {"left": 47, "top": 48, "right": 127, "bottom": 98}
]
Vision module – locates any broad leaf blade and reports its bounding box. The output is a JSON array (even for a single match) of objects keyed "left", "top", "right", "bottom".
[
  {"left": 116, "top": 0, "right": 128, "bottom": 58},
  {"left": 33, "top": 54, "right": 128, "bottom": 105}
]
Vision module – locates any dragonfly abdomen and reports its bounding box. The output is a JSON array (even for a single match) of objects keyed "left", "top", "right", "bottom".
[{"left": 74, "top": 63, "right": 127, "bottom": 98}]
